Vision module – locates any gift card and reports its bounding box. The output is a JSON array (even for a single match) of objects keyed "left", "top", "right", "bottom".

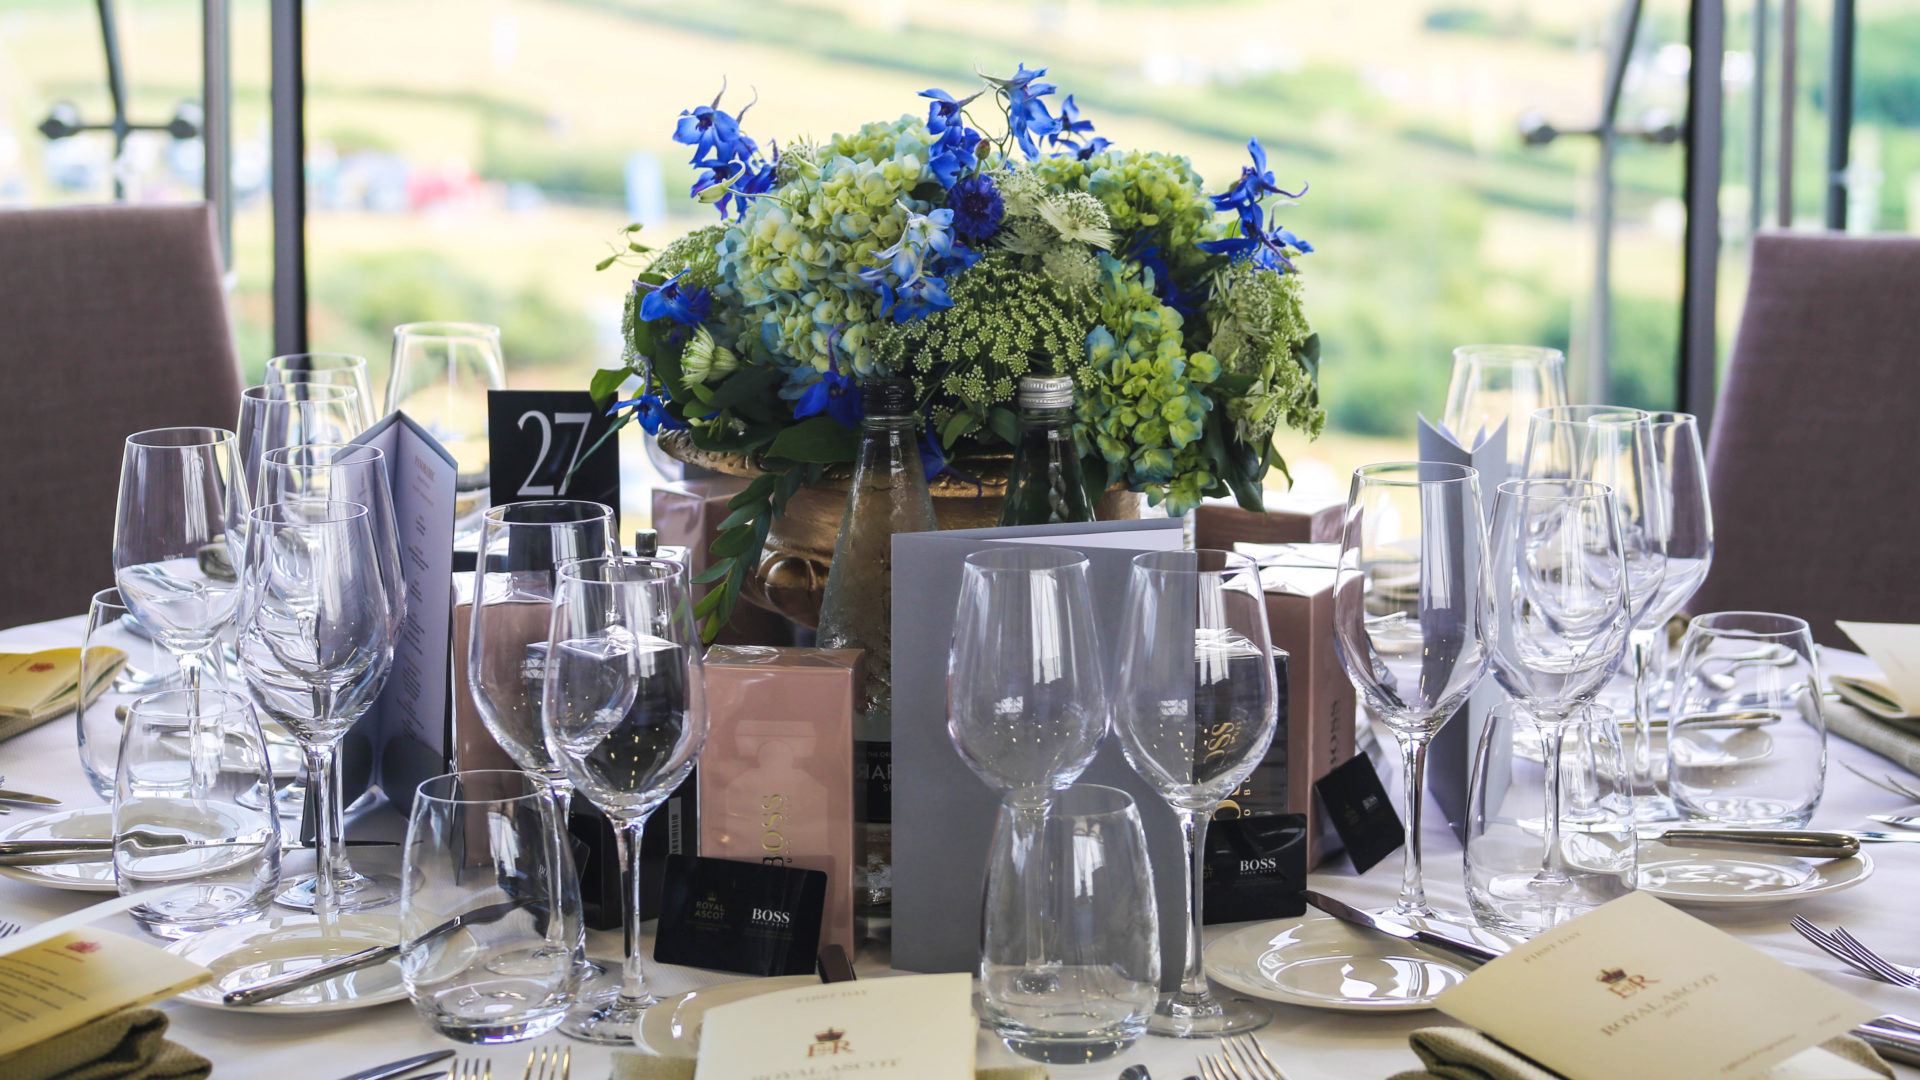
[
  {"left": 653, "top": 855, "right": 826, "bottom": 977},
  {"left": 1203, "top": 813, "right": 1307, "bottom": 923},
  {"left": 1313, "top": 748, "right": 1403, "bottom": 874}
]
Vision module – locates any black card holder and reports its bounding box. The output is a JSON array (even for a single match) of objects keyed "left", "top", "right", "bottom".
[
  {"left": 653, "top": 855, "right": 827, "bottom": 977},
  {"left": 1313, "top": 748, "right": 1405, "bottom": 875},
  {"left": 1203, "top": 813, "right": 1308, "bottom": 923}
]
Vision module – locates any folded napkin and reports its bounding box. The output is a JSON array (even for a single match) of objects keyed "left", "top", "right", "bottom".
[
  {"left": 610, "top": 1052, "right": 1045, "bottom": 1080},
  {"left": 0, "top": 1008, "right": 210, "bottom": 1080},
  {"left": 1386, "top": 1027, "right": 1890, "bottom": 1080},
  {"left": 1819, "top": 695, "right": 1920, "bottom": 776}
]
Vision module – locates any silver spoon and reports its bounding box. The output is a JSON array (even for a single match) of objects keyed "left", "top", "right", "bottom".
[{"left": 1869, "top": 814, "right": 1920, "bottom": 831}]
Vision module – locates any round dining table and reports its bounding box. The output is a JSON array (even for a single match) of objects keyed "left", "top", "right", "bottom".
[{"left": 1, "top": 611, "right": 1915, "bottom": 1080}]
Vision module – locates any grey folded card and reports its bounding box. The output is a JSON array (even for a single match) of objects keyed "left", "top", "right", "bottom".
[{"left": 890, "top": 518, "right": 1189, "bottom": 981}]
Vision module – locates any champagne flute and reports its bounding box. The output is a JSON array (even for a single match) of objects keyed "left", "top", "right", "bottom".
[
  {"left": 236, "top": 501, "right": 395, "bottom": 919},
  {"left": 1112, "top": 549, "right": 1276, "bottom": 1039},
  {"left": 112, "top": 427, "right": 247, "bottom": 695},
  {"left": 265, "top": 354, "right": 376, "bottom": 430},
  {"left": 386, "top": 322, "right": 506, "bottom": 534},
  {"left": 236, "top": 383, "right": 365, "bottom": 503},
  {"left": 542, "top": 557, "right": 707, "bottom": 1044},
  {"left": 1486, "top": 479, "right": 1633, "bottom": 929},
  {"left": 1332, "top": 463, "right": 1492, "bottom": 920},
  {"left": 1443, "top": 345, "right": 1569, "bottom": 464}
]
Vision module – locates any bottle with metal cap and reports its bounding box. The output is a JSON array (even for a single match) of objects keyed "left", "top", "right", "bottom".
[
  {"left": 816, "top": 377, "right": 937, "bottom": 931},
  {"left": 998, "top": 374, "right": 1094, "bottom": 526}
]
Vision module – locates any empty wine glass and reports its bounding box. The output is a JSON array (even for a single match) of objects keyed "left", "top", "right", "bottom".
[
  {"left": 542, "top": 557, "right": 707, "bottom": 1044},
  {"left": 236, "top": 383, "right": 365, "bottom": 502},
  {"left": 386, "top": 322, "right": 506, "bottom": 534},
  {"left": 402, "top": 770, "right": 583, "bottom": 1043},
  {"left": 1443, "top": 345, "right": 1569, "bottom": 463},
  {"left": 1112, "top": 549, "right": 1276, "bottom": 1039},
  {"left": 78, "top": 587, "right": 180, "bottom": 800},
  {"left": 265, "top": 354, "right": 376, "bottom": 430},
  {"left": 236, "top": 501, "right": 395, "bottom": 919},
  {"left": 1332, "top": 463, "right": 1492, "bottom": 921},
  {"left": 113, "top": 427, "right": 247, "bottom": 695},
  {"left": 1485, "top": 479, "right": 1633, "bottom": 929}
]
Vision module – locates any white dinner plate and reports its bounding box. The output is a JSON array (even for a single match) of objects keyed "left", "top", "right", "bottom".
[
  {"left": 0, "top": 807, "right": 118, "bottom": 892},
  {"left": 635, "top": 975, "right": 820, "bottom": 1057},
  {"left": 1204, "top": 913, "right": 1510, "bottom": 1012},
  {"left": 1637, "top": 845, "right": 1874, "bottom": 906},
  {"left": 166, "top": 913, "right": 406, "bottom": 1015}
]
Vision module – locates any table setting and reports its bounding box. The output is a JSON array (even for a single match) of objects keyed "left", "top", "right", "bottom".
[{"left": 10, "top": 62, "right": 1920, "bottom": 1080}]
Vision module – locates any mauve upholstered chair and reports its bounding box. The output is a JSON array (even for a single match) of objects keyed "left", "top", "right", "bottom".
[
  {"left": 1687, "top": 231, "right": 1920, "bottom": 647},
  {"left": 0, "top": 203, "right": 242, "bottom": 626}
]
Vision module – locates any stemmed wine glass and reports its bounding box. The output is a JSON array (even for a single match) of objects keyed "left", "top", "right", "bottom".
[
  {"left": 236, "top": 383, "right": 365, "bottom": 501},
  {"left": 947, "top": 546, "right": 1109, "bottom": 1001},
  {"left": 1112, "top": 549, "right": 1276, "bottom": 1039},
  {"left": 265, "top": 354, "right": 376, "bottom": 430},
  {"left": 468, "top": 500, "right": 618, "bottom": 1005},
  {"left": 255, "top": 444, "right": 408, "bottom": 905},
  {"left": 1443, "top": 345, "right": 1569, "bottom": 464},
  {"left": 387, "top": 322, "right": 506, "bottom": 534},
  {"left": 113, "top": 427, "right": 248, "bottom": 695},
  {"left": 235, "top": 501, "right": 396, "bottom": 918},
  {"left": 1485, "top": 479, "right": 1633, "bottom": 929},
  {"left": 1331, "top": 463, "right": 1492, "bottom": 920},
  {"left": 1522, "top": 406, "right": 1670, "bottom": 812},
  {"left": 542, "top": 556, "right": 707, "bottom": 1044}
]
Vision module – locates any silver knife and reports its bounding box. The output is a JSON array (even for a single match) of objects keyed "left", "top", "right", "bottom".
[
  {"left": 332, "top": 1050, "right": 456, "bottom": 1080},
  {"left": 1302, "top": 890, "right": 1504, "bottom": 966},
  {"left": 223, "top": 899, "right": 527, "bottom": 1006},
  {"left": 1647, "top": 829, "right": 1862, "bottom": 858},
  {"left": 0, "top": 837, "right": 395, "bottom": 866},
  {"left": 0, "top": 789, "right": 61, "bottom": 806}
]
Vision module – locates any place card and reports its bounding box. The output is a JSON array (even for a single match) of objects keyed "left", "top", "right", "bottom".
[
  {"left": 1834, "top": 621, "right": 1920, "bottom": 719},
  {"left": 0, "top": 926, "right": 211, "bottom": 1060},
  {"left": 653, "top": 855, "right": 827, "bottom": 977},
  {"left": 1434, "top": 891, "right": 1880, "bottom": 1080},
  {"left": 694, "top": 971, "right": 974, "bottom": 1080},
  {"left": 1313, "top": 749, "right": 1402, "bottom": 874}
]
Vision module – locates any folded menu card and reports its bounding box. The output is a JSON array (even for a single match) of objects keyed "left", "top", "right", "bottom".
[
  {"left": 1834, "top": 621, "right": 1920, "bottom": 721},
  {"left": 0, "top": 646, "right": 125, "bottom": 741},
  {"left": 1435, "top": 892, "right": 1879, "bottom": 1080},
  {"left": 693, "top": 972, "right": 974, "bottom": 1080},
  {"left": 0, "top": 926, "right": 211, "bottom": 1060}
]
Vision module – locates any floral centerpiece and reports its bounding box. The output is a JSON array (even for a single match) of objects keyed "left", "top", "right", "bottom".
[{"left": 591, "top": 65, "right": 1326, "bottom": 638}]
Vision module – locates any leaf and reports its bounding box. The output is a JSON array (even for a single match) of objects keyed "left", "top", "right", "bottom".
[
  {"left": 1220, "top": 431, "right": 1267, "bottom": 512},
  {"left": 1212, "top": 372, "right": 1257, "bottom": 396},
  {"left": 694, "top": 582, "right": 729, "bottom": 619},
  {"left": 728, "top": 472, "right": 781, "bottom": 510},
  {"left": 1080, "top": 452, "right": 1109, "bottom": 510},
  {"left": 564, "top": 412, "right": 627, "bottom": 490},
  {"left": 1200, "top": 411, "right": 1230, "bottom": 476},
  {"left": 595, "top": 253, "right": 621, "bottom": 272},
  {"left": 766, "top": 416, "right": 859, "bottom": 464},
  {"left": 1299, "top": 332, "right": 1322, "bottom": 379},
  {"left": 940, "top": 411, "right": 977, "bottom": 450},
  {"left": 1264, "top": 439, "right": 1294, "bottom": 489},
  {"left": 717, "top": 502, "right": 760, "bottom": 532},
  {"left": 623, "top": 223, "right": 644, "bottom": 234},
  {"left": 692, "top": 560, "right": 734, "bottom": 585},
  {"left": 986, "top": 406, "right": 1019, "bottom": 446},
  {"left": 589, "top": 367, "right": 630, "bottom": 408},
  {"left": 704, "top": 367, "right": 783, "bottom": 414},
  {"left": 709, "top": 527, "right": 753, "bottom": 559}
]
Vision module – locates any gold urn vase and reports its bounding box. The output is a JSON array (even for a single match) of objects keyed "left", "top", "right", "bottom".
[{"left": 657, "top": 430, "right": 1140, "bottom": 627}]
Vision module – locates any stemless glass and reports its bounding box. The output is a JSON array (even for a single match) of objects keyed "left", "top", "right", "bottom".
[
  {"left": 1666, "top": 612, "right": 1826, "bottom": 827},
  {"left": 543, "top": 557, "right": 708, "bottom": 1044},
  {"left": 1486, "top": 479, "right": 1633, "bottom": 929},
  {"left": 113, "top": 427, "right": 247, "bottom": 695},
  {"left": 79, "top": 587, "right": 180, "bottom": 800},
  {"left": 236, "top": 501, "right": 395, "bottom": 918},
  {"left": 1112, "top": 549, "right": 1276, "bottom": 1039},
  {"left": 1331, "top": 463, "right": 1492, "bottom": 920},
  {"left": 236, "top": 383, "right": 365, "bottom": 501},
  {"left": 402, "top": 771, "right": 583, "bottom": 1043},
  {"left": 115, "top": 688, "right": 281, "bottom": 938},
  {"left": 386, "top": 322, "right": 506, "bottom": 533},
  {"left": 1443, "top": 345, "right": 1569, "bottom": 463},
  {"left": 981, "top": 784, "right": 1159, "bottom": 1064},
  {"left": 265, "top": 354, "right": 376, "bottom": 429},
  {"left": 1466, "top": 703, "right": 1636, "bottom": 934}
]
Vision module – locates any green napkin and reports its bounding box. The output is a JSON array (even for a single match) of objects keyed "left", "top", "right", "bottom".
[
  {"left": 0, "top": 1008, "right": 210, "bottom": 1080},
  {"left": 1386, "top": 1027, "right": 1891, "bottom": 1080},
  {"left": 611, "top": 1051, "right": 1044, "bottom": 1080}
]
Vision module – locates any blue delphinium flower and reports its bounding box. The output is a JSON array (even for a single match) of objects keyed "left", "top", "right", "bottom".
[
  {"left": 986, "top": 63, "right": 1060, "bottom": 158},
  {"left": 674, "top": 84, "right": 773, "bottom": 219},
  {"left": 920, "top": 87, "right": 982, "bottom": 136},
  {"left": 860, "top": 203, "right": 966, "bottom": 320},
  {"left": 637, "top": 269, "right": 712, "bottom": 326},
  {"left": 1196, "top": 206, "right": 1313, "bottom": 273},
  {"left": 673, "top": 83, "right": 758, "bottom": 165},
  {"left": 921, "top": 86, "right": 985, "bottom": 188},
  {"left": 783, "top": 362, "right": 862, "bottom": 428},
  {"left": 1211, "top": 138, "right": 1306, "bottom": 234},
  {"left": 948, "top": 173, "right": 1004, "bottom": 243},
  {"left": 610, "top": 391, "right": 689, "bottom": 435},
  {"left": 1074, "top": 135, "right": 1113, "bottom": 161},
  {"left": 1050, "top": 94, "right": 1095, "bottom": 150}
]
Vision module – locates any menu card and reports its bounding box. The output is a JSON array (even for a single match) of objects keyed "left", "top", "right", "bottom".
[
  {"left": 1434, "top": 892, "right": 1879, "bottom": 1080},
  {"left": 694, "top": 972, "right": 974, "bottom": 1080},
  {"left": 0, "top": 927, "right": 210, "bottom": 1059},
  {"left": 1834, "top": 621, "right": 1920, "bottom": 720},
  {"left": 0, "top": 646, "right": 125, "bottom": 741}
]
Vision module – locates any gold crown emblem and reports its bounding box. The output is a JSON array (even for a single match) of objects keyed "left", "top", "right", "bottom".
[
  {"left": 1597, "top": 969, "right": 1627, "bottom": 984},
  {"left": 815, "top": 1028, "right": 846, "bottom": 1043}
]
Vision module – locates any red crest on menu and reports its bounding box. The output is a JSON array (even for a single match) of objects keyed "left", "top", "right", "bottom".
[
  {"left": 27, "top": 662, "right": 54, "bottom": 672},
  {"left": 66, "top": 940, "right": 103, "bottom": 954}
]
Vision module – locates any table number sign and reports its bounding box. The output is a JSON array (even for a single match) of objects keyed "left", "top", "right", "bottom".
[{"left": 486, "top": 390, "right": 620, "bottom": 523}]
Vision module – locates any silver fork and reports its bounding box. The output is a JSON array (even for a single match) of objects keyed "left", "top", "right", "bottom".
[
  {"left": 450, "top": 1059, "right": 492, "bottom": 1080},
  {"left": 1198, "top": 1035, "right": 1291, "bottom": 1080},
  {"left": 0, "top": 920, "right": 21, "bottom": 938},
  {"left": 1793, "top": 916, "right": 1920, "bottom": 987},
  {"left": 522, "top": 1046, "right": 568, "bottom": 1080},
  {"left": 1841, "top": 761, "right": 1920, "bottom": 802}
]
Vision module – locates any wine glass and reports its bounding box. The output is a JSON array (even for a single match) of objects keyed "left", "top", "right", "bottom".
[
  {"left": 542, "top": 556, "right": 707, "bottom": 1044},
  {"left": 1331, "top": 462, "right": 1492, "bottom": 920},
  {"left": 469, "top": 500, "right": 618, "bottom": 1004},
  {"left": 1443, "top": 345, "right": 1569, "bottom": 464},
  {"left": 265, "top": 354, "right": 376, "bottom": 429},
  {"left": 1111, "top": 549, "right": 1276, "bottom": 1039},
  {"left": 1522, "top": 406, "right": 1669, "bottom": 814},
  {"left": 386, "top": 322, "right": 506, "bottom": 534},
  {"left": 235, "top": 501, "right": 395, "bottom": 919},
  {"left": 113, "top": 427, "right": 247, "bottom": 695},
  {"left": 1485, "top": 479, "right": 1633, "bottom": 929},
  {"left": 1629, "top": 413, "right": 1715, "bottom": 816},
  {"left": 236, "top": 383, "right": 365, "bottom": 503}
]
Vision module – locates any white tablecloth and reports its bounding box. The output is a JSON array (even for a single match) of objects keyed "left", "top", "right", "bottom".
[{"left": 2, "top": 613, "right": 1916, "bottom": 1080}]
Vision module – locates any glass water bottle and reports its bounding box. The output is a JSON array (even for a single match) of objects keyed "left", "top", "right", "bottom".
[{"left": 998, "top": 374, "right": 1094, "bottom": 527}]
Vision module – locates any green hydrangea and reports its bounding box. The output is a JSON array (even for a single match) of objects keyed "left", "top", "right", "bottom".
[
  {"left": 1077, "top": 255, "right": 1221, "bottom": 514},
  {"left": 1035, "top": 149, "right": 1217, "bottom": 286},
  {"left": 873, "top": 252, "right": 1092, "bottom": 432},
  {"left": 715, "top": 116, "right": 935, "bottom": 375}
]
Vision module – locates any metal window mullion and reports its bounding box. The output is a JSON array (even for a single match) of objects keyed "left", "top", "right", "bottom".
[
  {"left": 203, "top": 0, "right": 231, "bottom": 269},
  {"left": 1680, "top": 0, "right": 1725, "bottom": 433},
  {"left": 270, "top": 0, "right": 306, "bottom": 356},
  {"left": 1825, "top": 0, "right": 1854, "bottom": 230}
]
